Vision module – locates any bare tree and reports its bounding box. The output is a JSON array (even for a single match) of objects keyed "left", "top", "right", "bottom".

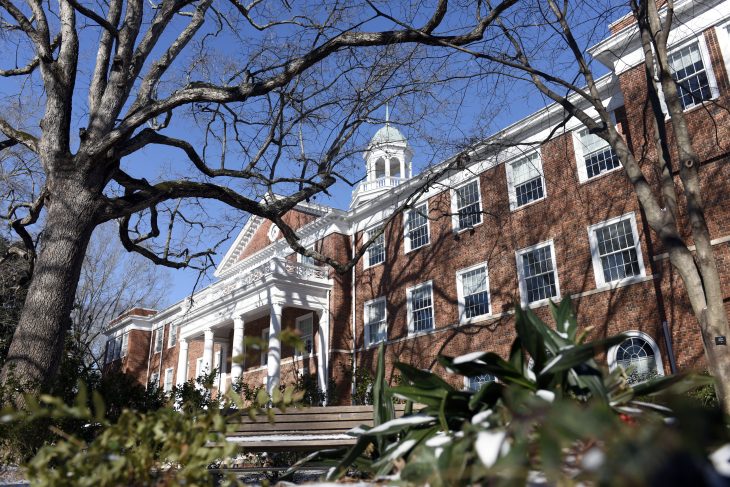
[
  {"left": 72, "top": 223, "right": 170, "bottom": 370},
  {"left": 407, "top": 0, "right": 730, "bottom": 409},
  {"left": 0, "top": 0, "right": 517, "bottom": 393}
]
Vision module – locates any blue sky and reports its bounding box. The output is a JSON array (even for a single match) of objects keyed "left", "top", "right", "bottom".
[{"left": 0, "top": 1, "right": 624, "bottom": 309}]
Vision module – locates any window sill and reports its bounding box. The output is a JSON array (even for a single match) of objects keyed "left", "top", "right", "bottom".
[
  {"left": 363, "top": 261, "right": 384, "bottom": 271},
  {"left": 453, "top": 221, "right": 483, "bottom": 235},
  {"left": 405, "top": 242, "right": 430, "bottom": 254},
  {"left": 406, "top": 327, "right": 437, "bottom": 339},
  {"left": 579, "top": 164, "right": 623, "bottom": 185},
  {"left": 510, "top": 196, "right": 547, "bottom": 214},
  {"left": 459, "top": 313, "right": 494, "bottom": 326},
  {"left": 521, "top": 296, "right": 560, "bottom": 310},
  {"left": 665, "top": 94, "right": 720, "bottom": 119},
  {"left": 591, "top": 274, "right": 651, "bottom": 293}
]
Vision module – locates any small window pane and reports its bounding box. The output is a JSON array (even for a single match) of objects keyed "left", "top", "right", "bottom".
[
  {"left": 365, "top": 299, "right": 387, "bottom": 346},
  {"left": 460, "top": 266, "right": 490, "bottom": 319},
  {"left": 594, "top": 219, "right": 641, "bottom": 283},
  {"left": 520, "top": 245, "right": 558, "bottom": 303},
  {"left": 407, "top": 204, "right": 429, "bottom": 250},
  {"left": 668, "top": 42, "right": 712, "bottom": 110},
  {"left": 455, "top": 181, "right": 482, "bottom": 230},
  {"left": 366, "top": 225, "right": 385, "bottom": 267},
  {"left": 410, "top": 284, "right": 434, "bottom": 333}
]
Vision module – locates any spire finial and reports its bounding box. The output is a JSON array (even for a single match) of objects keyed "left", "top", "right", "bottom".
[{"left": 385, "top": 103, "right": 390, "bottom": 124}]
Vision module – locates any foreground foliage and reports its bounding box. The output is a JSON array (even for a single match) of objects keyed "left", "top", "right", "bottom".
[{"left": 304, "top": 299, "right": 729, "bottom": 486}]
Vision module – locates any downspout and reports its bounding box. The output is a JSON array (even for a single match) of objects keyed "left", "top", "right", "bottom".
[
  {"left": 639, "top": 206, "right": 678, "bottom": 374},
  {"left": 157, "top": 324, "right": 165, "bottom": 387},
  {"left": 144, "top": 326, "right": 154, "bottom": 390},
  {"left": 351, "top": 235, "right": 357, "bottom": 401}
]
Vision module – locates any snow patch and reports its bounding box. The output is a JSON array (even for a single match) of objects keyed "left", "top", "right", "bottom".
[
  {"left": 536, "top": 390, "right": 555, "bottom": 403},
  {"left": 366, "top": 415, "right": 435, "bottom": 435},
  {"left": 227, "top": 434, "right": 352, "bottom": 442},
  {"left": 471, "top": 409, "right": 493, "bottom": 425},
  {"left": 711, "top": 444, "right": 730, "bottom": 477},
  {"left": 453, "top": 351, "right": 486, "bottom": 365},
  {"left": 475, "top": 430, "right": 507, "bottom": 468}
]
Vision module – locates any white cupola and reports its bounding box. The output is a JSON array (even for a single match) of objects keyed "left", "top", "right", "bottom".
[{"left": 351, "top": 106, "right": 413, "bottom": 208}]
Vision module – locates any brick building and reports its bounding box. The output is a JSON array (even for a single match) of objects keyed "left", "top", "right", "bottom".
[{"left": 104, "top": 0, "right": 730, "bottom": 403}]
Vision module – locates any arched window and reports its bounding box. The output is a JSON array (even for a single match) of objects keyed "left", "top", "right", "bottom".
[
  {"left": 608, "top": 331, "right": 663, "bottom": 384},
  {"left": 389, "top": 157, "right": 401, "bottom": 178},
  {"left": 375, "top": 157, "right": 386, "bottom": 179}
]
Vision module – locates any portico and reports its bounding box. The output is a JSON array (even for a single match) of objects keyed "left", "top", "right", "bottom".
[{"left": 174, "top": 257, "right": 333, "bottom": 401}]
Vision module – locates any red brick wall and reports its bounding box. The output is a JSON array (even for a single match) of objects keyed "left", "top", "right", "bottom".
[{"left": 238, "top": 209, "right": 320, "bottom": 261}]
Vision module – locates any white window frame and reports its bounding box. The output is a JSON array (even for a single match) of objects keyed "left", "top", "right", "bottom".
[
  {"left": 267, "top": 223, "right": 280, "bottom": 242},
  {"left": 364, "top": 296, "right": 388, "bottom": 347},
  {"left": 406, "top": 280, "right": 435, "bottom": 335},
  {"left": 163, "top": 367, "right": 174, "bottom": 393},
  {"left": 505, "top": 150, "right": 546, "bottom": 211},
  {"left": 168, "top": 323, "right": 177, "bottom": 348},
  {"left": 260, "top": 329, "right": 270, "bottom": 366},
  {"left": 587, "top": 212, "right": 646, "bottom": 289},
  {"left": 150, "top": 372, "right": 159, "bottom": 388},
  {"left": 456, "top": 262, "right": 491, "bottom": 324},
  {"left": 295, "top": 313, "right": 314, "bottom": 358},
  {"left": 572, "top": 117, "right": 622, "bottom": 184},
  {"left": 515, "top": 240, "right": 561, "bottom": 307},
  {"left": 404, "top": 202, "right": 430, "bottom": 253},
  {"left": 121, "top": 332, "right": 129, "bottom": 357},
  {"left": 363, "top": 224, "right": 385, "bottom": 269},
  {"left": 154, "top": 326, "right": 163, "bottom": 353},
  {"left": 607, "top": 330, "right": 664, "bottom": 378},
  {"left": 450, "top": 178, "right": 483, "bottom": 233},
  {"left": 195, "top": 357, "right": 204, "bottom": 377},
  {"left": 662, "top": 35, "right": 720, "bottom": 113}
]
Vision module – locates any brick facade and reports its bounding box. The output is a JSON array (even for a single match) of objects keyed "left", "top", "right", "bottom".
[{"left": 105, "top": 3, "right": 730, "bottom": 404}]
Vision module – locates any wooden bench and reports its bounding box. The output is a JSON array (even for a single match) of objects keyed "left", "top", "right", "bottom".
[{"left": 222, "top": 404, "right": 407, "bottom": 452}]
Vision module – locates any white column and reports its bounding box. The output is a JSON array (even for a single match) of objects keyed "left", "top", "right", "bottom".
[
  {"left": 266, "top": 302, "right": 283, "bottom": 396},
  {"left": 317, "top": 307, "right": 330, "bottom": 405},
  {"left": 231, "top": 316, "right": 245, "bottom": 382},
  {"left": 400, "top": 159, "right": 405, "bottom": 180},
  {"left": 176, "top": 338, "right": 189, "bottom": 386},
  {"left": 219, "top": 342, "right": 229, "bottom": 394},
  {"left": 202, "top": 328, "right": 215, "bottom": 375}
]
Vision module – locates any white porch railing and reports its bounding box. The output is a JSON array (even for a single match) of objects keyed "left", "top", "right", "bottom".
[{"left": 353, "top": 177, "right": 405, "bottom": 197}]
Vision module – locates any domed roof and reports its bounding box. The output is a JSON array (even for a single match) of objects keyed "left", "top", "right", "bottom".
[{"left": 370, "top": 123, "right": 407, "bottom": 147}]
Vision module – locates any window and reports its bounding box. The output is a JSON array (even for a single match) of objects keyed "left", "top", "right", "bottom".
[
  {"left": 575, "top": 128, "right": 620, "bottom": 180},
  {"left": 299, "top": 246, "right": 317, "bottom": 267},
  {"left": 365, "top": 225, "right": 385, "bottom": 268},
  {"left": 507, "top": 152, "right": 545, "bottom": 210},
  {"left": 608, "top": 332, "right": 663, "bottom": 384},
  {"left": 112, "top": 336, "right": 121, "bottom": 361},
  {"left": 465, "top": 373, "right": 495, "bottom": 392},
  {"left": 405, "top": 203, "right": 430, "bottom": 252},
  {"left": 588, "top": 213, "right": 645, "bottom": 288},
  {"left": 517, "top": 241, "right": 560, "bottom": 305},
  {"left": 407, "top": 281, "right": 434, "bottom": 334},
  {"left": 105, "top": 340, "right": 114, "bottom": 363},
  {"left": 453, "top": 180, "right": 482, "bottom": 231},
  {"left": 164, "top": 368, "right": 174, "bottom": 392},
  {"left": 154, "top": 326, "right": 163, "bottom": 353},
  {"left": 267, "top": 223, "right": 280, "bottom": 242},
  {"left": 261, "top": 329, "right": 270, "bottom": 366},
  {"left": 168, "top": 323, "right": 177, "bottom": 348},
  {"left": 364, "top": 297, "right": 387, "bottom": 347},
  {"left": 149, "top": 372, "right": 159, "bottom": 388},
  {"left": 295, "top": 314, "right": 313, "bottom": 357},
  {"left": 668, "top": 41, "right": 714, "bottom": 110},
  {"left": 121, "top": 332, "right": 129, "bottom": 357},
  {"left": 196, "top": 357, "right": 204, "bottom": 377},
  {"left": 457, "top": 263, "right": 490, "bottom": 322}
]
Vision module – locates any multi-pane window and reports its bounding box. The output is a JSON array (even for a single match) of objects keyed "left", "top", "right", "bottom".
[
  {"left": 196, "top": 357, "right": 205, "bottom": 377},
  {"left": 260, "top": 329, "right": 270, "bottom": 366},
  {"left": 466, "top": 373, "right": 495, "bottom": 392},
  {"left": 454, "top": 180, "right": 482, "bottom": 230},
  {"left": 577, "top": 128, "right": 620, "bottom": 179},
  {"left": 150, "top": 372, "right": 159, "bottom": 388},
  {"left": 365, "top": 225, "right": 385, "bottom": 267},
  {"left": 296, "top": 315, "right": 313, "bottom": 357},
  {"left": 105, "top": 340, "right": 113, "bottom": 363},
  {"left": 408, "top": 282, "right": 434, "bottom": 334},
  {"left": 668, "top": 41, "right": 713, "bottom": 110},
  {"left": 510, "top": 152, "right": 545, "bottom": 209},
  {"left": 121, "top": 332, "right": 129, "bottom": 357},
  {"left": 169, "top": 323, "right": 177, "bottom": 348},
  {"left": 364, "top": 298, "right": 387, "bottom": 346},
  {"left": 164, "top": 368, "right": 174, "bottom": 393},
  {"left": 517, "top": 242, "right": 559, "bottom": 304},
  {"left": 611, "top": 334, "right": 662, "bottom": 384},
  {"left": 458, "top": 264, "right": 490, "bottom": 321},
  {"left": 589, "top": 215, "right": 644, "bottom": 286},
  {"left": 406, "top": 203, "right": 430, "bottom": 251},
  {"left": 154, "top": 326, "right": 163, "bottom": 353}
]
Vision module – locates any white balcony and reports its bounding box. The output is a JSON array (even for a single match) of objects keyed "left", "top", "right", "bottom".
[{"left": 351, "top": 177, "right": 406, "bottom": 207}]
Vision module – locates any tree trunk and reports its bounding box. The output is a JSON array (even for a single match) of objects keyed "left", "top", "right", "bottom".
[{"left": 1, "top": 175, "right": 98, "bottom": 395}]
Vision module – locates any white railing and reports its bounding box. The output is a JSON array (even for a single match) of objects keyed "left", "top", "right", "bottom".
[{"left": 353, "top": 177, "right": 405, "bottom": 196}]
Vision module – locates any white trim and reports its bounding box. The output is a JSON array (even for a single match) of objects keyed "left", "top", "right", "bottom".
[
  {"left": 363, "top": 223, "right": 386, "bottom": 269},
  {"left": 295, "top": 312, "right": 314, "bottom": 358},
  {"left": 404, "top": 201, "right": 431, "bottom": 253},
  {"left": 168, "top": 322, "right": 177, "bottom": 348},
  {"left": 154, "top": 325, "right": 164, "bottom": 353},
  {"left": 195, "top": 357, "right": 204, "bottom": 378},
  {"left": 505, "top": 150, "right": 546, "bottom": 211},
  {"left": 406, "top": 280, "right": 435, "bottom": 336},
  {"left": 363, "top": 296, "right": 387, "bottom": 348},
  {"left": 163, "top": 367, "right": 174, "bottom": 393},
  {"left": 450, "top": 177, "right": 483, "bottom": 233},
  {"left": 716, "top": 20, "right": 730, "bottom": 88},
  {"left": 515, "top": 239, "right": 561, "bottom": 307},
  {"left": 607, "top": 330, "right": 665, "bottom": 377},
  {"left": 587, "top": 212, "right": 646, "bottom": 289},
  {"left": 456, "top": 262, "right": 492, "bottom": 324},
  {"left": 267, "top": 223, "right": 280, "bottom": 242},
  {"left": 660, "top": 34, "right": 721, "bottom": 114}
]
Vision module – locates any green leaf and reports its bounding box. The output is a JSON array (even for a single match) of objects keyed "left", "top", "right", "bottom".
[
  {"left": 539, "top": 334, "right": 628, "bottom": 376},
  {"left": 630, "top": 372, "right": 714, "bottom": 397},
  {"left": 395, "top": 362, "right": 455, "bottom": 391}
]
